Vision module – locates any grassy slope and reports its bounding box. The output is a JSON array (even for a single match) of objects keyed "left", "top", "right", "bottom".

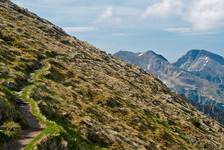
[{"left": 0, "top": 1, "right": 224, "bottom": 150}]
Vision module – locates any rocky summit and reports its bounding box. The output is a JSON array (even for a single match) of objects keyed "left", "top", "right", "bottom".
[
  {"left": 0, "top": 1, "right": 224, "bottom": 150},
  {"left": 173, "top": 49, "right": 224, "bottom": 85}
]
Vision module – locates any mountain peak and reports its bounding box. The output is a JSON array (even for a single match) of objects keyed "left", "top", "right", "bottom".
[
  {"left": 174, "top": 49, "right": 224, "bottom": 68},
  {"left": 114, "top": 50, "right": 168, "bottom": 62},
  {"left": 145, "top": 50, "right": 168, "bottom": 62}
]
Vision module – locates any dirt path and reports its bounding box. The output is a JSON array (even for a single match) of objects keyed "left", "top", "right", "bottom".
[
  {"left": 19, "top": 104, "right": 42, "bottom": 129},
  {"left": 15, "top": 104, "right": 44, "bottom": 149},
  {"left": 17, "top": 129, "right": 43, "bottom": 148},
  {"left": 2, "top": 129, "right": 42, "bottom": 150},
  {"left": 3, "top": 104, "right": 43, "bottom": 150},
  {"left": 4, "top": 98, "right": 44, "bottom": 150}
]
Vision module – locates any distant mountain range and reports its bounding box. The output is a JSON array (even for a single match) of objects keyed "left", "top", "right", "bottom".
[{"left": 114, "top": 50, "right": 224, "bottom": 124}]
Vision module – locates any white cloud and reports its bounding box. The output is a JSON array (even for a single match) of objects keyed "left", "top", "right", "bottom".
[
  {"left": 186, "top": 0, "right": 224, "bottom": 30},
  {"left": 164, "top": 27, "right": 217, "bottom": 35},
  {"left": 142, "top": 0, "right": 183, "bottom": 18},
  {"left": 95, "top": 7, "right": 122, "bottom": 25},
  {"left": 99, "top": 7, "right": 113, "bottom": 20},
  {"left": 63, "top": 26, "right": 96, "bottom": 33},
  {"left": 111, "top": 33, "right": 127, "bottom": 37},
  {"left": 164, "top": 27, "right": 191, "bottom": 34},
  {"left": 147, "top": 0, "right": 224, "bottom": 34}
]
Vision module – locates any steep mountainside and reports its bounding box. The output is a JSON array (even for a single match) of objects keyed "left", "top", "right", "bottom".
[
  {"left": 1, "top": 1, "right": 224, "bottom": 150},
  {"left": 114, "top": 51, "right": 224, "bottom": 125}
]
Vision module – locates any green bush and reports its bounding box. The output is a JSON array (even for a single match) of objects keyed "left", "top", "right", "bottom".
[
  {"left": 2, "top": 121, "right": 21, "bottom": 132},
  {"left": 191, "top": 117, "right": 201, "bottom": 128},
  {"left": 0, "top": 121, "right": 21, "bottom": 144},
  {"left": 0, "top": 30, "right": 16, "bottom": 44},
  {"left": 0, "top": 100, "right": 18, "bottom": 121}
]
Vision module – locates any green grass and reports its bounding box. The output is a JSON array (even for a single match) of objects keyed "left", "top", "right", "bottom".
[
  {"left": 2, "top": 82, "right": 63, "bottom": 150},
  {"left": 19, "top": 60, "right": 103, "bottom": 149},
  {"left": 0, "top": 60, "right": 63, "bottom": 149},
  {"left": 16, "top": 61, "right": 63, "bottom": 149},
  {"left": 32, "top": 61, "right": 51, "bottom": 82},
  {"left": 49, "top": 115, "right": 103, "bottom": 150},
  {"left": 20, "top": 84, "right": 48, "bottom": 125},
  {"left": 21, "top": 83, "right": 63, "bottom": 149}
]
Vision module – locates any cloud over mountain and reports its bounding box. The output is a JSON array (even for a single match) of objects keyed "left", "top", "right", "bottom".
[
  {"left": 142, "top": 0, "right": 183, "bottom": 18},
  {"left": 186, "top": 0, "right": 224, "bottom": 30},
  {"left": 142, "top": 0, "right": 224, "bottom": 33}
]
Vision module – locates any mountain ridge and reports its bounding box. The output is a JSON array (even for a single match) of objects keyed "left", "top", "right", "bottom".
[
  {"left": 174, "top": 49, "right": 224, "bottom": 68},
  {"left": 173, "top": 49, "right": 224, "bottom": 85},
  {"left": 114, "top": 49, "right": 224, "bottom": 125}
]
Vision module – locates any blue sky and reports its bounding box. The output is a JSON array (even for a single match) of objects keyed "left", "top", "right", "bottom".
[{"left": 12, "top": 0, "right": 224, "bottom": 62}]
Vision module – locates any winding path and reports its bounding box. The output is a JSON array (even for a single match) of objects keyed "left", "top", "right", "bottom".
[
  {"left": 3, "top": 59, "right": 61, "bottom": 150},
  {"left": 16, "top": 104, "right": 43, "bottom": 149}
]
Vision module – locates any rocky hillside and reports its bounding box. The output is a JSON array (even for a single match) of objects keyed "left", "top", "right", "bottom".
[
  {"left": 114, "top": 50, "right": 224, "bottom": 125},
  {"left": 1, "top": 1, "right": 224, "bottom": 149}
]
